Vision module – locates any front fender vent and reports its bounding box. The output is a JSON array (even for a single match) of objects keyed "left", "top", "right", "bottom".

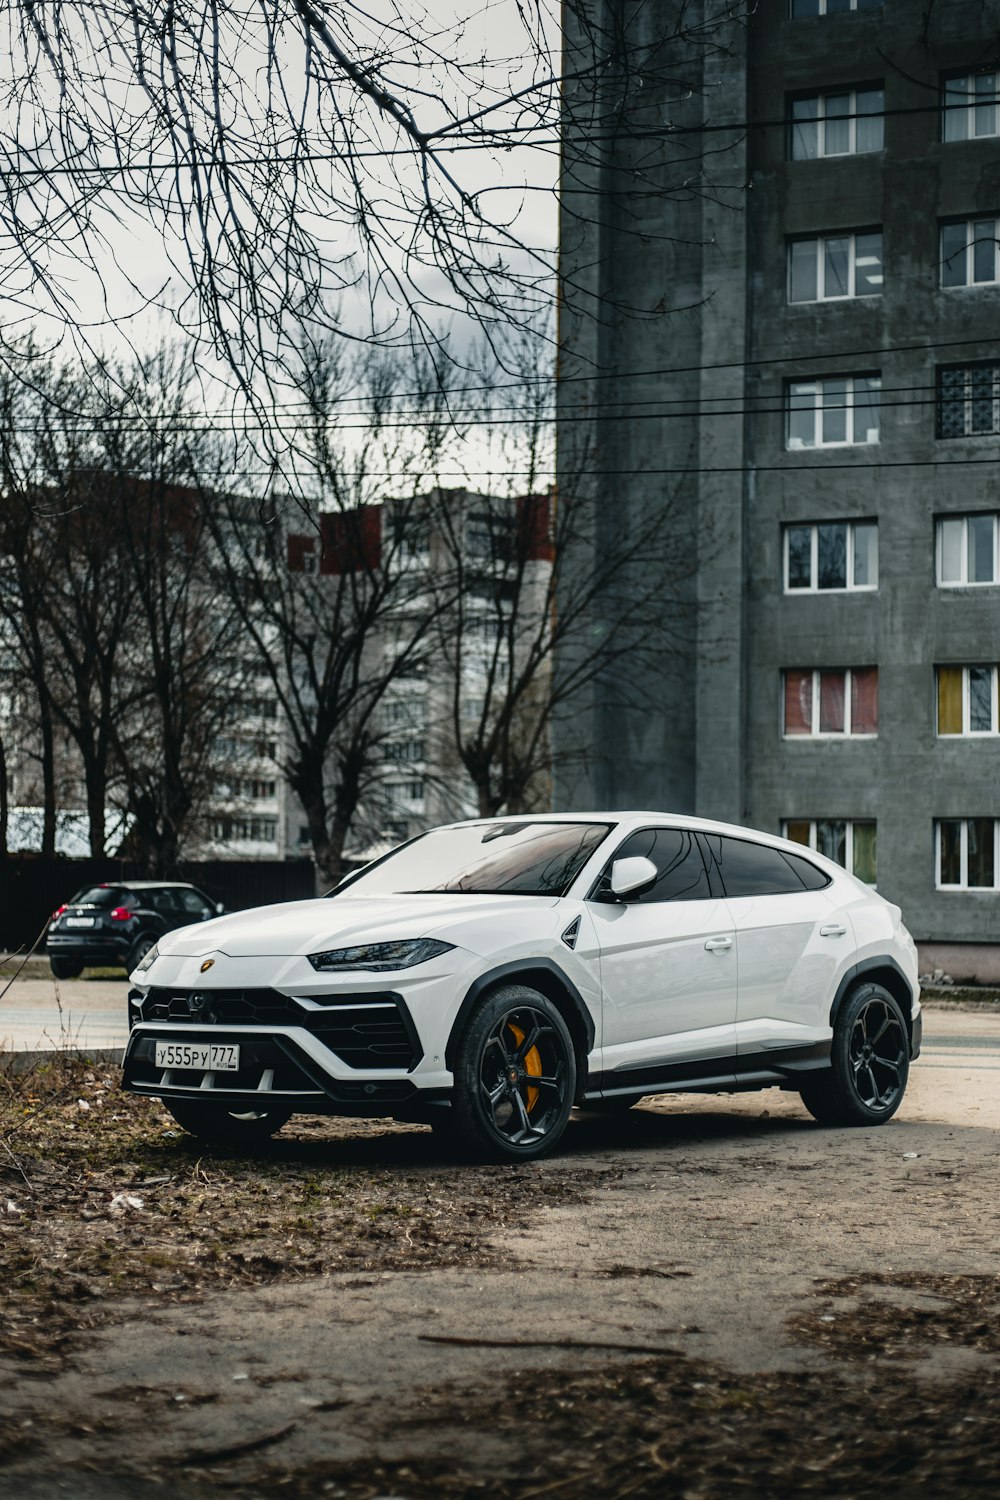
[{"left": 561, "top": 917, "right": 581, "bottom": 950}]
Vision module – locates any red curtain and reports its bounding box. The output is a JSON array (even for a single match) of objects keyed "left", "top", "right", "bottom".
[
  {"left": 784, "top": 670, "right": 813, "bottom": 734},
  {"left": 851, "top": 668, "right": 879, "bottom": 735},
  {"left": 819, "top": 671, "right": 845, "bottom": 733}
]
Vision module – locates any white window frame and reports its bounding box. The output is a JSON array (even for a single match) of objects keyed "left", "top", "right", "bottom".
[
  {"left": 783, "top": 819, "right": 877, "bottom": 885},
  {"left": 788, "top": 232, "right": 883, "bottom": 303},
  {"left": 935, "top": 514, "right": 1000, "bottom": 585},
  {"left": 782, "top": 668, "right": 878, "bottom": 738},
  {"left": 783, "top": 520, "right": 879, "bottom": 593},
  {"left": 786, "top": 375, "right": 881, "bottom": 448},
  {"left": 791, "top": 0, "right": 882, "bottom": 14},
  {"left": 386, "top": 778, "right": 425, "bottom": 808},
  {"left": 935, "top": 818, "right": 1000, "bottom": 890},
  {"left": 936, "top": 665, "right": 999, "bottom": 736},
  {"left": 937, "top": 363, "right": 1000, "bottom": 439},
  {"left": 942, "top": 71, "right": 1000, "bottom": 143},
  {"left": 789, "top": 87, "right": 884, "bottom": 159},
  {"left": 940, "top": 217, "right": 1000, "bottom": 287}
]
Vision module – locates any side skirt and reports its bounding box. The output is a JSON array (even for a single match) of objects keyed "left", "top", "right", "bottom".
[{"left": 582, "top": 1041, "right": 832, "bottom": 1103}]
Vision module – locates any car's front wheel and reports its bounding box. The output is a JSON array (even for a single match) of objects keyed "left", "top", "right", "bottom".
[
  {"left": 163, "top": 1099, "right": 293, "bottom": 1146},
  {"left": 451, "top": 985, "right": 577, "bottom": 1161},
  {"left": 800, "top": 982, "right": 910, "bottom": 1127}
]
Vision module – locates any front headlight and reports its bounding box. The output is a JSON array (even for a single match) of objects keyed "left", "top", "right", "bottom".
[
  {"left": 135, "top": 943, "right": 159, "bottom": 974},
  {"left": 307, "top": 938, "right": 455, "bottom": 972}
]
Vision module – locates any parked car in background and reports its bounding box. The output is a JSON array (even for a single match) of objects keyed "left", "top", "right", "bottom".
[
  {"left": 47, "top": 882, "right": 224, "bottom": 978},
  {"left": 122, "top": 813, "right": 922, "bottom": 1159}
]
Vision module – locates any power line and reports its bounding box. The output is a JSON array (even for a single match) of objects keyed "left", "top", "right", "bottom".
[
  {"left": 0, "top": 99, "right": 982, "bottom": 182},
  {"left": 5, "top": 330, "right": 996, "bottom": 427}
]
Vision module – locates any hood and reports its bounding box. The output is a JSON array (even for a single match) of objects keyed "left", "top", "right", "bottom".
[{"left": 160, "top": 892, "right": 560, "bottom": 958}]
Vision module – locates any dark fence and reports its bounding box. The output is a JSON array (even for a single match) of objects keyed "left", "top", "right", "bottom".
[{"left": 0, "top": 856, "right": 318, "bottom": 955}]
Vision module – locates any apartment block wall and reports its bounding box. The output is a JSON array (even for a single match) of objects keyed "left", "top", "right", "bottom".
[
  {"left": 557, "top": 0, "right": 1000, "bottom": 949},
  {"left": 743, "top": 1, "right": 1000, "bottom": 942}
]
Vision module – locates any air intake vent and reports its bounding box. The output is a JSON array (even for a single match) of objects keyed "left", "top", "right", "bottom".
[{"left": 561, "top": 916, "right": 581, "bottom": 950}]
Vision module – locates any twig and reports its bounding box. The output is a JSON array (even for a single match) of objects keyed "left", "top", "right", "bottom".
[
  {"left": 174, "top": 1420, "right": 297, "bottom": 1466},
  {"left": 418, "top": 1335, "right": 678, "bottom": 1356},
  {"left": 0, "top": 920, "right": 53, "bottom": 1004},
  {"left": 0, "top": 1136, "right": 32, "bottom": 1189}
]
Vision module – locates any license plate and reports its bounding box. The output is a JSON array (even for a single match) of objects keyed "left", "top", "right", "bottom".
[
  {"left": 65, "top": 916, "right": 95, "bottom": 927},
  {"left": 154, "top": 1042, "right": 240, "bottom": 1071}
]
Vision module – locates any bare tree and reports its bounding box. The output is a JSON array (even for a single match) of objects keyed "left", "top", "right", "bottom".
[
  {"left": 204, "top": 339, "right": 462, "bottom": 886},
  {"left": 0, "top": 3, "right": 752, "bottom": 410},
  {"left": 428, "top": 323, "right": 708, "bottom": 816}
]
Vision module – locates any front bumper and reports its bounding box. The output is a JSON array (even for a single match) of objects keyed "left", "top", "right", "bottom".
[{"left": 122, "top": 964, "right": 462, "bottom": 1117}]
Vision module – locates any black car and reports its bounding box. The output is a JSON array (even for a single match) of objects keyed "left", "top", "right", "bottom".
[{"left": 46, "top": 881, "right": 224, "bottom": 979}]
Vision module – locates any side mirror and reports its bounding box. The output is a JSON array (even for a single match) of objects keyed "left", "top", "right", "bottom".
[
  {"left": 609, "top": 856, "right": 657, "bottom": 899},
  {"left": 214, "top": 902, "right": 225, "bottom": 915}
]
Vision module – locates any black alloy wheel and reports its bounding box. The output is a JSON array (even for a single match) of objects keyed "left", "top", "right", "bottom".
[
  {"left": 163, "top": 1098, "right": 293, "bottom": 1146},
  {"left": 800, "top": 981, "right": 910, "bottom": 1127},
  {"left": 451, "top": 985, "right": 577, "bottom": 1161}
]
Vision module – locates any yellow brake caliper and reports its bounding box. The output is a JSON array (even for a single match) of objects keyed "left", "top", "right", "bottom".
[{"left": 507, "top": 1021, "right": 542, "bottom": 1113}]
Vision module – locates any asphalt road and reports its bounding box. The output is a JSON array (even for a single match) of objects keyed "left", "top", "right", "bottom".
[{"left": 1, "top": 995, "right": 998, "bottom": 1496}]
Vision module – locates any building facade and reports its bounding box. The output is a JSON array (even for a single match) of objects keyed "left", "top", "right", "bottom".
[{"left": 557, "top": 0, "right": 1000, "bottom": 974}]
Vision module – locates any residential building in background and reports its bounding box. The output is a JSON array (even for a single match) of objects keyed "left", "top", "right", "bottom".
[{"left": 557, "top": 0, "right": 1000, "bottom": 975}]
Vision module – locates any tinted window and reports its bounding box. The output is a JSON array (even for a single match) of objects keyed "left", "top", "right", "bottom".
[
  {"left": 704, "top": 835, "right": 825, "bottom": 896},
  {"left": 783, "top": 851, "right": 831, "bottom": 890},
  {"left": 69, "top": 886, "right": 133, "bottom": 908},
  {"left": 599, "top": 828, "right": 711, "bottom": 902},
  {"left": 146, "top": 888, "right": 182, "bottom": 914},
  {"left": 178, "top": 889, "right": 213, "bottom": 917}
]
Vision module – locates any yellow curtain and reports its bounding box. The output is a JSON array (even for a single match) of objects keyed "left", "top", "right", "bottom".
[{"left": 937, "top": 667, "right": 963, "bottom": 735}]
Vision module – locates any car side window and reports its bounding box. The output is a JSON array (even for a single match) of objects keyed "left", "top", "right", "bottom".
[
  {"left": 598, "top": 827, "right": 712, "bottom": 902},
  {"left": 178, "top": 890, "right": 212, "bottom": 917},
  {"left": 702, "top": 835, "right": 829, "bottom": 896},
  {"left": 147, "top": 889, "right": 179, "bottom": 914}
]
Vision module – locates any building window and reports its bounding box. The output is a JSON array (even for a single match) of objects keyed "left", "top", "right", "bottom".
[
  {"left": 937, "top": 514, "right": 1000, "bottom": 585},
  {"left": 381, "top": 739, "right": 425, "bottom": 764},
  {"left": 788, "top": 232, "right": 882, "bottom": 302},
  {"left": 785, "top": 520, "right": 878, "bottom": 592},
  {"left": 785, "top": 819, "right": 877, "bottom": 885},
  {"left": 937, "top": 819, "right": 998, "bottom": 889},
  {"left": 791, "top": 0, "right": 882, "bottom": 14},
  {"left": 783, "top": 668, "right": 878, "bottom": 736},
  {"left": 789, "top": 87, "right": 884, "bottom": 159},
  {"left": 937, "top": 666, "right": 999, "bottom": 735},
  {"left": 211, "top": 816, "right": 278, "bottom": 843},
  {"left": 937, "top": 362, "right": 1000, "bottom": 438},
  {"left": 940, "top": 217, "right": 1000, "bottom": 287},
  {"left": 942, "top": 71, "right": 1000, "bottom": 143},
  {"left": 387, "top": 779, "right": 424, "bottom": 806},
  {"left": 786, "top": 375, "right": 880, "bottom": 448}
]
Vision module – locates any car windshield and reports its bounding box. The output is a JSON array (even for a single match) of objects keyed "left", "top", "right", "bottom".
[{"left": 332, "top": 821, "right": 614, "bottom": 898}]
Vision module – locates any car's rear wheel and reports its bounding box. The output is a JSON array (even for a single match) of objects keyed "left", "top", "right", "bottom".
[
  {"left": 49, "top": 957, "right": 83, "bottom": 980},
  {"left": 451, "top": 985, "right": 576, "bottom": 1161},
  {"left": 163, "top": 1099, "right": 293, "bottom": 1145},
  {"left": 800, "top": 982, "right": 910, "bottom": 1126}
]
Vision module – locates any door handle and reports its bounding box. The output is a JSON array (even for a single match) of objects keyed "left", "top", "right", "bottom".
[
  {"left": 819, "top": 924, "right": 847, "bottom": 938},
  {"left": 704, "top": 936, "right": 732, "bottom": 952}
]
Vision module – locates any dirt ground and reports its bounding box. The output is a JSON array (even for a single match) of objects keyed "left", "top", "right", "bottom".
[{"left": 1, "top": 1004, "right": 999, "bottom": 1498}]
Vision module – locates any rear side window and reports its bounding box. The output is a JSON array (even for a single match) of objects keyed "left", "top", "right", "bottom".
[
  {"left": 703, "top": 835, "right": 830, "bottom": 896},
  {"left": 146, "top": 888, "right": 182, "bottom": 913},
  {"left": 600, "top": 828, "right": 712, "bottom": 902}
]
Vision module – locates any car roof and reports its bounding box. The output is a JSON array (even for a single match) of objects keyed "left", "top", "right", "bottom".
[{"left": 80, "top": 880, "right": 202, "bottom": 890}]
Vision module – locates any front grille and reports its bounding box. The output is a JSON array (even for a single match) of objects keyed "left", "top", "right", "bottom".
[{"left": 132, "top": 987, "right": 421, "bottom": 1070}]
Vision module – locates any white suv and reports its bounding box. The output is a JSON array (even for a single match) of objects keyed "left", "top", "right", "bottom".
[{"left": 123, "top": 814, "right": 922, "bottom": 1160}]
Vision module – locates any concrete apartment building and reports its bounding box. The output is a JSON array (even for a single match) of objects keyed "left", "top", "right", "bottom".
[{"left": 557, "top": 0, "right": 1000, "bottom": 974}]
